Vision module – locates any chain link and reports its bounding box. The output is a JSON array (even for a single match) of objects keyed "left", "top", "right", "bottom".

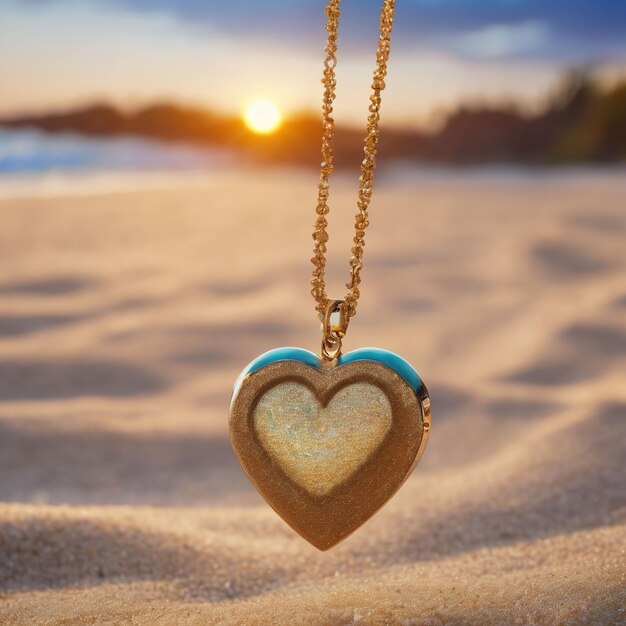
[{"left": 311, "top": 0, "right": 396, "bottom": 321}]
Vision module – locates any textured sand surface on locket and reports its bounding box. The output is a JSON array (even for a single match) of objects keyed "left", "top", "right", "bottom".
[{"left": 253, "top": 381, "right": 392, "bottom": 497}]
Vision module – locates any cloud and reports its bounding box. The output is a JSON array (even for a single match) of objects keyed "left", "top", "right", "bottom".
[
  {"left": 16, "top": 0, "right": 626, "bottom": 62},
  {"left": 445, "top": 20, "right": 550, "bottom": 59},
  {"left": 397, "top": 0, "right": 626, "bottom": 61}
]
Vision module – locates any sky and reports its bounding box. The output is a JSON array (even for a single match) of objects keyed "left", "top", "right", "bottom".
[{"left": 1, "top": 0, "right": 625, "bottom": 127}]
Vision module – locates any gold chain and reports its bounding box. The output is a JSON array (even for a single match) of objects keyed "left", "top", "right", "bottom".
[{"left": 311, "top": 0, "right": 396, "bottom": 322}]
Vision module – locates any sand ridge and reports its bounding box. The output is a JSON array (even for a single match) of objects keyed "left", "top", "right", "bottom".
[{"left": 0, "top": 169, "right": 624, "bottom": 624}]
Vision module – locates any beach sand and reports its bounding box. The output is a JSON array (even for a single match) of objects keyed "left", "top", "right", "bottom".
[{"left": 0, "top": 168, "right": 624, "bottom": 625}]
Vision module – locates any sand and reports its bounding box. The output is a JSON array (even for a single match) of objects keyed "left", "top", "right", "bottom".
[{"left": 0, "top": 168, "right": 624, "bottom": 625}]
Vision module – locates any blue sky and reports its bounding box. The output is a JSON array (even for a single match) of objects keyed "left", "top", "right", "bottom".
[
  {"left": 1, "top": 0, "right": 625, "bottom": 125},
  {"left": 100, "top": 0, "right": 626, "bottom": 60}
]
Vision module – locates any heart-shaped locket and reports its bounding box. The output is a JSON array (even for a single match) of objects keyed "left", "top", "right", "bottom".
[{"left": 229, "top": 347, "right": 430, "bottom": 550}]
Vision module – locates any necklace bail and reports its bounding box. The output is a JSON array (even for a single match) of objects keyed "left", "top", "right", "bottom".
[{"left": 321, "top": 299, "right": 349, "bottom": 361}]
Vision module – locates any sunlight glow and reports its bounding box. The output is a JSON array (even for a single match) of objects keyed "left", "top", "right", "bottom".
[{"left": 243, "top": 99, "right": 282, "bottom": 134}]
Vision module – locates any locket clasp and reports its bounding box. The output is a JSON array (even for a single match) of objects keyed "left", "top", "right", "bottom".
[{"left": 320, "top": 299, "right": 350, "bottom": 361}]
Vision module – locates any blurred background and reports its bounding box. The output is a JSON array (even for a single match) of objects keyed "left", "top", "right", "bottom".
[
  {"left": 1, "top": 0, "right": 625, "bottom": 174},
  {"left": 0, "top": 1, "right": 625, "bottom": 624}
]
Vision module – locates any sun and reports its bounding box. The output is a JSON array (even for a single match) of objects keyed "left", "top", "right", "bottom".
[{"left": 243, "top": 99, "right": 282, "bottom": 135}]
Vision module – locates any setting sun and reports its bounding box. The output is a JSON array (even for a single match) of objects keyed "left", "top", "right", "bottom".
[{"left": 243, "top": 99, "right": 282, "bottom": 135}]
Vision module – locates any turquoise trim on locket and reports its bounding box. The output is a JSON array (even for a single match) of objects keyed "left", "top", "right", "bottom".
[{"left": 231, "top": 346, "right": 423, "bottom": 403}]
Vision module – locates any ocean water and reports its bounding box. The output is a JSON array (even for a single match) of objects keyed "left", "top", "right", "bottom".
[
  {"left": 2, "top": 128, "right": 624, "bottom": 200},
  {"left": 0, "top": 128, "right": 233, "bottom": 175}
]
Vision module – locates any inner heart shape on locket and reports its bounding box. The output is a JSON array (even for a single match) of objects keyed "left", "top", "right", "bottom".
[
  {"left": 254, "top": 381, "right": 392, "bottom": 497},
  {"left": 229, "top": 349, "right": 429, "bottom": 550}
]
